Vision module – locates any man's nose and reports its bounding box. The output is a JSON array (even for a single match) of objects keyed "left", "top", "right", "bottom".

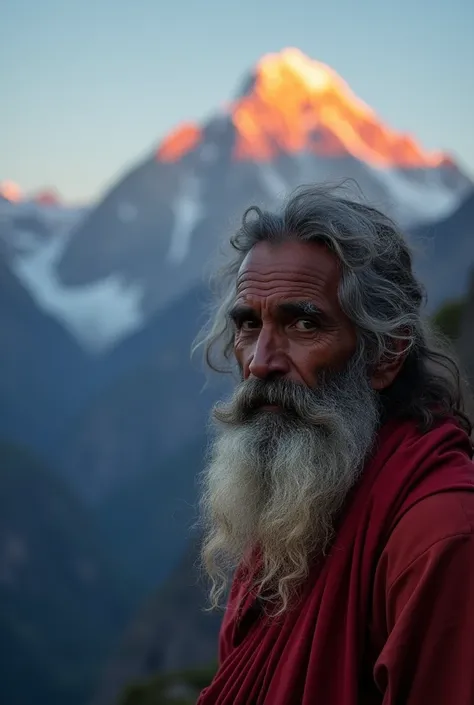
[{"left": 246, "top": 329, "right": 289, "bottom": 380}]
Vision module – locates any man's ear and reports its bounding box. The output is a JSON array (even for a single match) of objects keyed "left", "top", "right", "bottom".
[{"left": 370, "top": 336, "right": 408, "bottom": 391}]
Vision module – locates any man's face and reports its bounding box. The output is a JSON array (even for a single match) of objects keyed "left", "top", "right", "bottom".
[{"left": 230, "top": 240, "right": 357, "bottom": 388}]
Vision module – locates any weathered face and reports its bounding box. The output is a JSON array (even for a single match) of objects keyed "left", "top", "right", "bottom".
[{"left": 230, "top": 240, "right": 357, "bottom": 387}]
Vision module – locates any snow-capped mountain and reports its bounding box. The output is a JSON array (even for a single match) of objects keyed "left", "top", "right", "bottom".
[
  {"left": 0, "top": 181, "right": 87, "bottom": 257},
  {"left": 6, "top": 49, "right": 474, "bottom": 353},
  {"left": 0, "top": 184, "right": 120, "bottom": 351}
]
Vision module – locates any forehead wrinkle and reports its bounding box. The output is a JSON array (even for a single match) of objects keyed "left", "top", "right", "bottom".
[
  {"left": 236, "top": 264, "right": 335, "bottom": 281},
  {"left": 236, "top": 273, "right": 334, "bottom": 300},
  {"left": 236, "top": 243, "right": 342, "bottom": 309},
  {"left": 236, "top": 283, "right": 327, "bottom": 301},
  {"left": 236, "top": 274, "right": 330, "bottom": 290}
]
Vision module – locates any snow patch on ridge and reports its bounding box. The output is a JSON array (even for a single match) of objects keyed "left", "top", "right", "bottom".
[
  {"left": 166, "top": 173, "right": 205, "bottom": 264},
  {"left": 11, "top": 229, "right": 145, "bottom": 354},
  {"left": 369, "top": 166, "right": 467, "bottom": 226}
]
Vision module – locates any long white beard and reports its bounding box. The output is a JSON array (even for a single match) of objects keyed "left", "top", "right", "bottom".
[{"left": 199, "top": 358, "right": 380, "bottom": 613}]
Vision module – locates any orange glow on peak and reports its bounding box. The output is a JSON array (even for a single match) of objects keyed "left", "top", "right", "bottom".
[
  {"left": 34, "top": 189, "right": 61, "bottom": 205},
  {"left": 0, "top": 180, "right": 22, "bottom": 202},
  {"left": 157, "top": 123, "right": 202, "bottom": 162},
  {"left": 232, "top": 48, "right": 447, "bottom": 167},
  {"left": 155, "top": 49, "right": 450, "bottom": 170}
]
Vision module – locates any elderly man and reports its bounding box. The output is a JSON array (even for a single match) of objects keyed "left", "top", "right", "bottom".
[{"left": 196, "top": 185, "right": 474, "bottom": 705}]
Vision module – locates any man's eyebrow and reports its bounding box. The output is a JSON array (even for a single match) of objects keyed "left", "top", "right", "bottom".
[
  {"left": 278, "top": 301, "right": 329, "bottom": 320},
  {"left": 228, "top": 304, "right": 258, "bottom": 322},
  {"left": 228, "top": 301, "right": 332, "bottom": 323}
]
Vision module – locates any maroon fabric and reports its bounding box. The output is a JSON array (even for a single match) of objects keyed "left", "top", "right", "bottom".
[{"left": 197, "top": 418, "right": 474, "bottom": 704}]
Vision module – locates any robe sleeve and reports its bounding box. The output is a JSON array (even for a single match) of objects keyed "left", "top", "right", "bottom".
[{"left": 372, "top": 490, "right": 474, "bottom": 705}]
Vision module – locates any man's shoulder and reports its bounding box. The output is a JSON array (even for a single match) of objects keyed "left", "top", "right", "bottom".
[{"left": 379, "top": 490, "right": 474, "bottom": 587}]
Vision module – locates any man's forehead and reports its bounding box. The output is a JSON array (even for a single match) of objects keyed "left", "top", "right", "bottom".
[{"left": 236, "top": 240, "right": 340, "bottom": 292}]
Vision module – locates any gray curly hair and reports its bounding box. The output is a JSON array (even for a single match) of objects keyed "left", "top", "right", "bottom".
[{"left": 195, "top": 183, "right": 471, "bottom": 434}]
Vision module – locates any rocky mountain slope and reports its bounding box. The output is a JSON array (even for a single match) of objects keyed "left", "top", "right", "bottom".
[{"left": 92, "top": 535, "right": 220, "bottom": 705}]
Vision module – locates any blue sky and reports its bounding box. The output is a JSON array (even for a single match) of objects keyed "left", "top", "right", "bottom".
[{"left": 2, "top": 0, "right": 473, "bottom": 202}]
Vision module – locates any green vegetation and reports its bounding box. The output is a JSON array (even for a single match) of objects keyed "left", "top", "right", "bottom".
[
  {"left": 118, "top": 663, "right": 217, "bottom": 705},
  {"left": 431, "top": 297, "right": 465, "bottom": 341}
]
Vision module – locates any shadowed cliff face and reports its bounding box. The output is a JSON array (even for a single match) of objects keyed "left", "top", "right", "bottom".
[
  {"left": 92, "top": 535, "right": 221, "bottom": 705},
  {"left": 0, "top": 443, "right": 131, "bottom": 705}
]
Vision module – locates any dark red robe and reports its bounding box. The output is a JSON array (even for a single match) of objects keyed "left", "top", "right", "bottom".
[{"left": 197, "top": 417, "right": 474, "bottom": 704}]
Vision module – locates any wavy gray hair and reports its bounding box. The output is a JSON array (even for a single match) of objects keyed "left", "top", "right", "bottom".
[{"left": 196, "top": 183, "right": 471, "bottom": 434}]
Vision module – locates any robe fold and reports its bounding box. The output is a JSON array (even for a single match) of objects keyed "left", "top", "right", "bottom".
[{"left": 197, "top": 417, "right": 474, "bottom": 704}]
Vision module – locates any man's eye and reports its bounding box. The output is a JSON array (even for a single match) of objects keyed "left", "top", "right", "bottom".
[
  {"left": 240, "top": 319, "right": 260, "bottom": 331},
  {"left": 293, "top": 318, "right": 318, "bottom": 332}
]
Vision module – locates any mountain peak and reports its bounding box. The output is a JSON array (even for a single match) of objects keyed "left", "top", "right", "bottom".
[
  {"left": 33, "top": 188, "right": 62, "bottom": 206},
  {"left": 254, "top": 48, "right": 340, "bottom": 96},
  {"left": 0, "top": 180, "right": 22, "bottom": 202},
  {"left": 0, "top": 181, "right": 64, "bottom": 206},
  {"left": 233, "top": 48, "right": 450, "bottom": 167},
  {"left": 158, "top": 48, "right": 453, "bottom": 169}
]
